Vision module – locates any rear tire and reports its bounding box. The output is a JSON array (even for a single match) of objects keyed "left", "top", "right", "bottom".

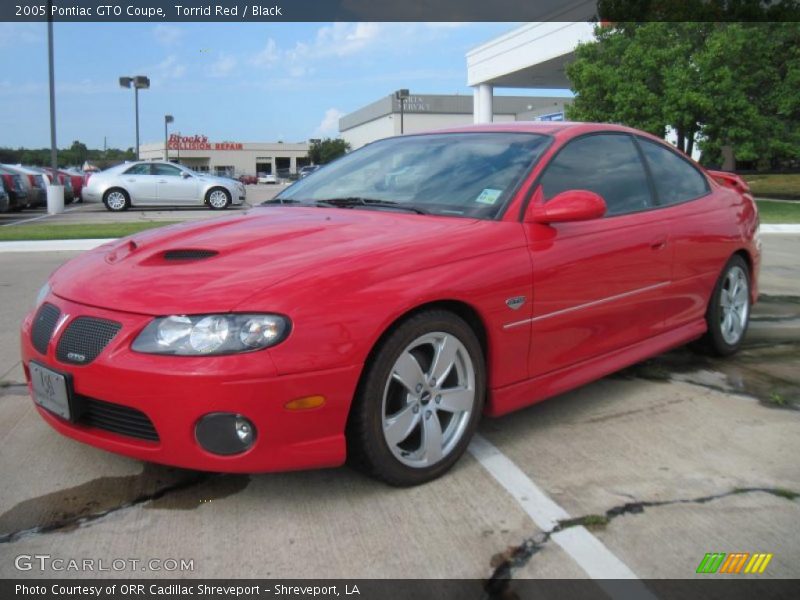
[
  {"left": 347, "top": 310, "right": 485, "bottom": 486},
  {"left": 103, "top": 188, "right": 130, "bottom": 212},
  {"left": 693, "top": 255, "right": 751, "bottom": 357}
]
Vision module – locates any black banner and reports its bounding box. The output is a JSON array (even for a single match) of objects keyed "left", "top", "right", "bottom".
[{"left": 2, "top": 0, "right": 800, "bottom": 23}]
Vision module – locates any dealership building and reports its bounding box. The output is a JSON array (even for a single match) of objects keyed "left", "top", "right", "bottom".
[
  {"left": 139, "top": 135, "right": 310, "bottom": 177},
  {"left": 339, "top": 93, "right": 570, "bottom": 149}
]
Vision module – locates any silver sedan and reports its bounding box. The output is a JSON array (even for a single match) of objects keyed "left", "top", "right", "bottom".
[{"left": 82, "top": 161, "right": 246, "bottom": 211}]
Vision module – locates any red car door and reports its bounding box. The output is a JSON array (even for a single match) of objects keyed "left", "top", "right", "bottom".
[{"left": 522, "top": 133, "right": 671, "bottom": 377}]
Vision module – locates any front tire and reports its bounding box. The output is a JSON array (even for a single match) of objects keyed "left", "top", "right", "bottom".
[
  {"left": 347, "top": 310, "right": 485, "bottom": 486},
  {"left": 103, "top": 188, "right": 129, "bottom": 212},
  {"left": 207, "top": 188, "right": 230, "bottom": 210},
  {"left": 695, "top": 255, "right": 751, "bottom": 356}
]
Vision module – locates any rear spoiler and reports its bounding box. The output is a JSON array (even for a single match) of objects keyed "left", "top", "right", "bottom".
[{"left": 708, "top": 170, "right": 751, "bottom": 195}]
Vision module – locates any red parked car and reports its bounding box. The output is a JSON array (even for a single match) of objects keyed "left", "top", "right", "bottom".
[
  {"left": 21, "top": 123, "right": 759, "bottom": 485},
  {"left": 63, "top": 168, "right": 85, "bottom": 202}
]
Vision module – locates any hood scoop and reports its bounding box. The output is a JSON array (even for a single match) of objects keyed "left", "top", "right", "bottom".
[{"left": 162, "top": 249, "right": 219, "bottom": 261}]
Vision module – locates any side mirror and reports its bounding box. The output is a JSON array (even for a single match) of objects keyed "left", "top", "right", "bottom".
[
  {"left": 526, "top": 189, "right": 607, "bottom": 224},
  {"left": 181, "top": 171, "right": 191, "bottom": 179}
]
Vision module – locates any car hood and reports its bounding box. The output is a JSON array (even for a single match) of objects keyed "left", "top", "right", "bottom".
[{"left": 50, "top": 207, "right": 505, "bottom": 315}]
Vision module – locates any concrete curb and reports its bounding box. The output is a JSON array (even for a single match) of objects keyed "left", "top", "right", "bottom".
[
  {"left": 760, "top": 224, "right": 800, "bottom": 234},
  {"left": 0, "top": 225, "right": 798, "bottom": 253},
  {"left": 0, "top": 239, "right": 112, "bottom": 252}
]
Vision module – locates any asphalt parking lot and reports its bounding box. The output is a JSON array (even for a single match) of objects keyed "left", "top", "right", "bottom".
[
  {"left": 0, "top": 184, "right": 283, "bottom": 227},
  {"left": 0, "top": 234, "right": 798, "bottom": 583}
]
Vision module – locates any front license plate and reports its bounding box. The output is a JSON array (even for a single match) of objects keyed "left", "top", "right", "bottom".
[{"left": 30, "top": 361, "right": 71, "bottom": 420}]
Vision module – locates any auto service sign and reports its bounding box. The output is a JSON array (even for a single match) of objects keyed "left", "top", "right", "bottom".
[{"left": 168, "top": 134, "right": 243, "bottom": 151}]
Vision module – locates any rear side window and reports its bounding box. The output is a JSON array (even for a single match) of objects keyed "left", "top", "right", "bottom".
[
  {"left": 638, "top": 139, "right": 709, "bottom": 205},
  {"left": 152, "top": 163, "right": 183, "bottom": 177},
  {"left": 124, "top": 164, "right": 151, "bottom": 175},
  {"left": 540, "top": 134, "right": 652, "bottom": 216}
]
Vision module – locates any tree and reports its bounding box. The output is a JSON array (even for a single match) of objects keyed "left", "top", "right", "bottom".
[
  {"left": 566, "top": 22, "right": 800, "bottom": 169},
  {"left": 0, "top": 143, "right": 134, "bottom": 167},
  {"left": 309, "top": 138, "right": 350, "bottom": 165},
  {"left": 69, "top": 140, "right": 89, "bottom": 165}
]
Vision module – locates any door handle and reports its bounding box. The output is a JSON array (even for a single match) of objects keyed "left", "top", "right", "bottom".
[
  {"left": 157, "top": 180, "right": 168, "bottom": 183},
  {"left": 651, "top": 239, "right": 667, "bottom": 250}
]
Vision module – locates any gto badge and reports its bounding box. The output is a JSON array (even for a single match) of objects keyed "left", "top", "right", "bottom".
[
  {"left": 67, "top": 352, "right": 87, "bottom": 363},
  {"left": 506, "top": 296, "right": 526, "bottom": 310}
]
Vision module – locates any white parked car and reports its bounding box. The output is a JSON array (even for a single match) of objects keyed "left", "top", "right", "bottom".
[
  {"left": 82, "top": 161, "right": 246, "bottom": 211},
  {"left": 257, "top": 172, "right": 277, "bottom": 184}
]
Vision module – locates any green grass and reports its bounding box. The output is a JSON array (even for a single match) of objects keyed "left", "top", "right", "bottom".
[
  {"left": 756, "top": 199, "right": 800, "bottom": 224},
  {"left": 746, "top": 174, "right": 800, "bottom": 199},
  {"left": 0, "top": 221, "right": 180, "bottom": 241}
]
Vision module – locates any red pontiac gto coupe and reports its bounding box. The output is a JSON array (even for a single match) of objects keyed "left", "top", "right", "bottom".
[{"left": 21, "top": 123, "right": 760, "bottom": 485}]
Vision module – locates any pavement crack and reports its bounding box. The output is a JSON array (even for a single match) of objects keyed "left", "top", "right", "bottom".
[
  {"left": 0, "top": 382, "right": 28, "bottom": 397},
  {"left": 484, "top": 486, "right": 797, "bottom": 595},
  {"left": 0, "top": 467, "right": 249, "bottom": 544}
]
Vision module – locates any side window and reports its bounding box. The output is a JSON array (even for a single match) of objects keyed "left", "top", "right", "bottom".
[
  {"left": 638, "top": 138, "right": 709, "bottom": 206},
  {"left": 152, "top": 164, "right": 183, "bottom": 177},
  {"left": 540, "top": 134, "right": 652, "bottom": 216},
  {"left": 124, "top": 164, "right": 151, "bottom": 175}
]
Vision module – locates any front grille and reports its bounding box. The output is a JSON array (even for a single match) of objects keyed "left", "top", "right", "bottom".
[
  {"left": 31, "top": 303, "right": 61, "bottom": 354},
  {"left": 78, "top": 397, "right": 159, "bottom": 442},
  {"left": 163, "top": 249, "right": 218, "bottom": 261},
  {"left": 56, "top": 317, "right": 121, "bottom": 365}
]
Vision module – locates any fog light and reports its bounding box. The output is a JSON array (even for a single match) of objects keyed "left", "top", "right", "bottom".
[
  {"left": 235, "top": 417, "right": 253, "bottom": 443},
  {"left": 195, "top": 413, "right": 256, "bottom": 455}
]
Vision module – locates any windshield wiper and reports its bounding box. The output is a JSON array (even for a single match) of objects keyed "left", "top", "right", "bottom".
[{"left": 313, "top": 197, "right": 428, "bottom": 214}]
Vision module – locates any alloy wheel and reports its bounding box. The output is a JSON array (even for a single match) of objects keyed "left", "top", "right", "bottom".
[
  {"left": 209, "top": 190, "right": 229, "bottom": 209},
  {"left": 381, "top": 332, "right": 475, "bottom": 468},
  {"left": 719, "top": 265, "right": 749, "bottom": 345},
  {"left": 106, "top": 191, "right": 127, "bottom": 211}
]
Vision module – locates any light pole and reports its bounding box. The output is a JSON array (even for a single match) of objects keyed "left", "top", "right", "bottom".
[
  {"left": 164, "top": 115, "right": 174, "bottom": 161},
  {"left": 119, "top": 75, "right": 150, "bottom": 160},
  {"left": 46, "top": 0, "right": 63, "bottom": 214},
  {"left": 394, "top": 89, "right": 409, "bottom": 135}
]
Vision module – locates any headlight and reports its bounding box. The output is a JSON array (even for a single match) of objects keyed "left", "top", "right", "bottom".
[
  {"left": 34, "top": 282, "right": 51, "bottom": 307},
  {"left": 132, "top": 314, "right": 290, "bottom": 355}
]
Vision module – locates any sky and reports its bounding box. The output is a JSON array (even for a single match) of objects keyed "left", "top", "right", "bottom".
[{"left": 0, "top": 21, "right": 573, "bottom": 149}]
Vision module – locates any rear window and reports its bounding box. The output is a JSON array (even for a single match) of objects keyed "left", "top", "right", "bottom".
[
  {"left": 638, "top": 138, "right": 709, "bottom": 206},
  {"left": 124, "top": 164, "right": 152, "bottom": 175}
]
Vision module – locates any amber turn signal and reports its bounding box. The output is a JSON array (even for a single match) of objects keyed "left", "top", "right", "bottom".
[{"left": 284, "top": 395, "right": 326, "bottom": 411}]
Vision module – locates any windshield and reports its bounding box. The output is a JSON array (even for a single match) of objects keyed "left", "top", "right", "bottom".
[{"left": 273, "top": 132, "right": 550, "bottom": 219}]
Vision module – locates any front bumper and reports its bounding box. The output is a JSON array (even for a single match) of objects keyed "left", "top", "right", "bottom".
[{"left": 21, "top": 294, "right": 361, "bottom": 473}]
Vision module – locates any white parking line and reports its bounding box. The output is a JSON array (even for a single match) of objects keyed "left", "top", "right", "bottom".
[{"left": 469, "top": 434, "right": 656, "bottom": 595}]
